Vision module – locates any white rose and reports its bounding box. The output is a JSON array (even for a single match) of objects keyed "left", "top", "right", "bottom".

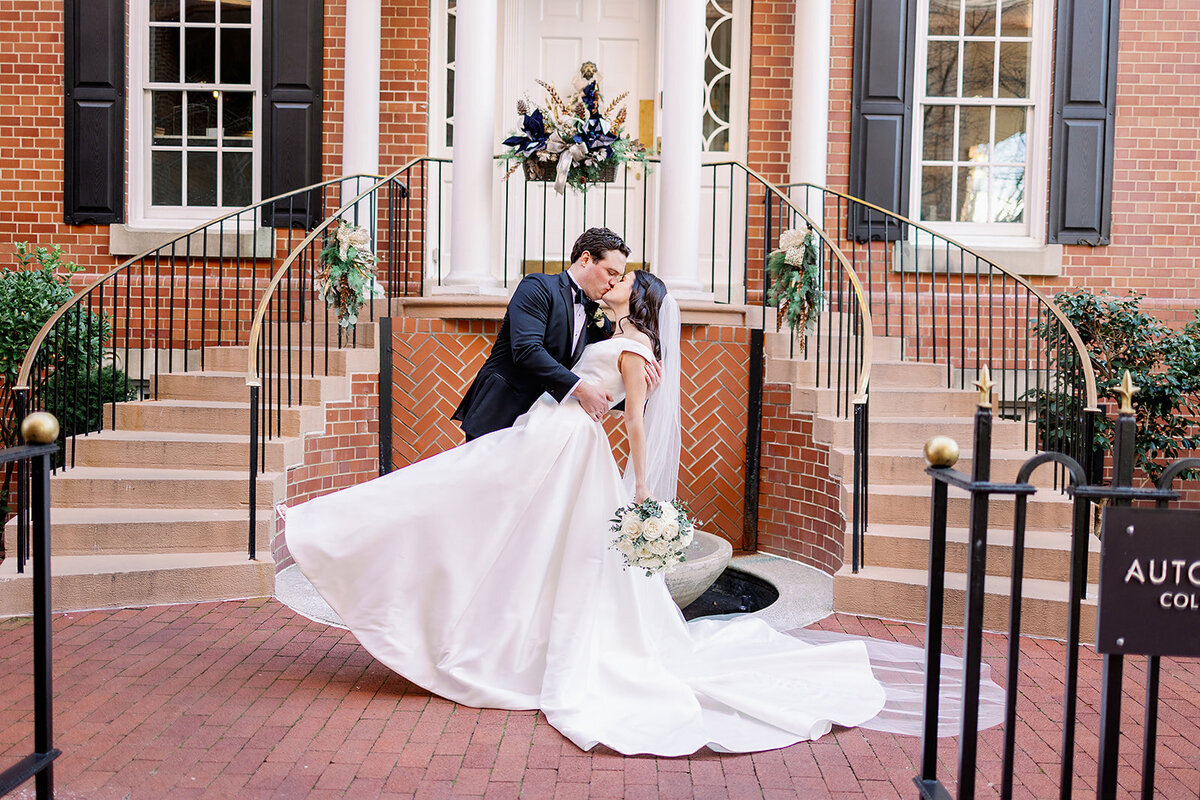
[
  {"left": 615, "top": 538, "right": 634, "bottom": 555},
  {"left": 663, "top": 521, "right": 681, "bottom": 541},
  {"left": 658, "top": 503, "right": 678, "bottom": 523},
  {"left": 620, "top": 516, "right": 640, "bottom": 538},
  {"left": 635, "top": 543, "right": 654, "bottom": 560},
  {"left": 641, "top": 517, "right": 663, "bottom": 540},
  {"left": 644, "top": 557, "right": 664, "bottom": 572},
  {"left": 651, "top": 538, "right": 670, "bottom": 556}
]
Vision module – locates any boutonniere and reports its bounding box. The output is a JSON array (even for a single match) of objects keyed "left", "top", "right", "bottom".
[{"left": 591, "top": 307, "right": 608, "bottom": 328}]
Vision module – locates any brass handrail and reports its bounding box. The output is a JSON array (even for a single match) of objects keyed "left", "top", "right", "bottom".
[
  {"left": 244, "top": 163, "right": 417, "bottom": 385},
  {"left": 13, "top": 174, "right": 378, "bottom": 392},
  {"left": 788, "top": 182, "right": 1099, "bottom": 411}
]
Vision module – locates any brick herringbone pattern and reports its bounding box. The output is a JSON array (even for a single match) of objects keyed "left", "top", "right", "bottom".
[
  {"left": 391, "top": 319, "right": 499, "bottom": 468},
  {"left": 390, "top": 323, "right": 751, "bottom": 549}
]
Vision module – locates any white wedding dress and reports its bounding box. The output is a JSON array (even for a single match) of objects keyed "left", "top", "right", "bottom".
[{"left": 285, "top": 337, "right": 887, "bottom": 755}]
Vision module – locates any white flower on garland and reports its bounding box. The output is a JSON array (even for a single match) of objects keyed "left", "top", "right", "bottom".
[{"left": 318, "top": 220, "right": 385, "bottom": 329}]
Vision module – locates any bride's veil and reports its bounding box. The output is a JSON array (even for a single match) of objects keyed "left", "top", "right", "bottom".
[{"left": 621, "top": 293, "right": 682, "bottom": 502}]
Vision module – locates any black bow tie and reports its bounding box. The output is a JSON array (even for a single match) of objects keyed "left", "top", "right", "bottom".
[{"left": 571, "top": 283, "right": 588, "bottom": 306}]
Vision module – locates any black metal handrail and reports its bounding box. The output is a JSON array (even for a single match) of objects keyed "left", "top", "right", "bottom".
[
  {"left": 784, "top": 183, "right": 1100, "bottom": 468},
  {"left": 11, "top": 175, "right": 383, "bottom": 474}
]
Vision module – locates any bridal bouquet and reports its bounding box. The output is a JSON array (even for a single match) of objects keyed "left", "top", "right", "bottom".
[{"left": 609, "top": 498, "right": 696, "bottom": 576}]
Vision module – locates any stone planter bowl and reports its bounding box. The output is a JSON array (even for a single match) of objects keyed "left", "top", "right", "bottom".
[{"left": 665, "top": 530, "right": 733, "bottom": 609}]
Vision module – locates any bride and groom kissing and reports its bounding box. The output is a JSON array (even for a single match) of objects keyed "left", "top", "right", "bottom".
[{"left": 282, "top": 227, "right": 891, "bottom": 756}]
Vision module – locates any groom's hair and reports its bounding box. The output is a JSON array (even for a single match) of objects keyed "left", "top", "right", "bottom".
[{"left": 570, "top": 227, "right": 631, "bottom": 265}]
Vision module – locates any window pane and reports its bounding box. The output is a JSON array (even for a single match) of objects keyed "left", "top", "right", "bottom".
[
  {"left": 223, "top": 91, "right": 253, "bottom": 146},
  {"left": 708, "top": 128, "right": 729, "bottom": 153},
  {"left": 184, "top": 0, "right": 216, "bottom": 23},
  {"left": 922, "top": 105, "right": 955, "bottom": 161},
  {"left": 152, "top": 151, "right": 182, "bottom": 205},
  {"left": 957, "top": 165, "right": 987, "bottom": 222},
  {"left": 994, "top": 107, "right": 1027, "bottom": 161},
  {"left": 187, "top": 92, "right": 218, "bottom": 145},
  {"left": 926, "top": 41, "right": 959, "bottom": 97},
  {"left": 963, "top": 0, "right": 997, "bottom": 36},
  {"left": 998, "top": 42, "right": 1029, "bottom": 98},
  {"left": 151, "top": 0, "right": 180, "bottom": 22},
  {"left": 958, "top": 106, "right": 991, "bottom": 161},
  {"left": 185, "top": 28, "right": 216, "bottom": 83},
  {"left": 188, "top": 151, "right": 217, "bottom": 205},
  {"left": 928, "top": 0, "right": 959, "bottom": 35},
  {"left": 992, "top": 166, "right": 1025, "bottom": 222},
  {"left": 921, "top": 166, "right": 954, "bottom": 220},
  {"left": 220, "top": 0, "right": 251, "bottom": 24},
  {"left": 149, "top": 28, "right": 180, "bottom": 83},
  {"left": 1000, "top": 0, "right": 1032, "bottom": 35},
  {"left": 706, "top": 73, "right": 731, "bottom": 139},
  {"left": 962, "top": 41, "right": 994, "bottom": 97},
  {"left": 220, "top": 28, "right": 251, "bottom": 84},
  {"left": 152, "top": 91, "right": 183, "bottom": 146},
  {"left": 223, "top": 151, "right": 252, "bottom": 206}
]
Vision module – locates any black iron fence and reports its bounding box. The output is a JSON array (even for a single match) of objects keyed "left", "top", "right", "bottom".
[
  {"left": 918, "top": 373, "right": 1191, "bottom": 799},
  {"left": 0, "top": 416, "right": 61, "bottom": 799}
]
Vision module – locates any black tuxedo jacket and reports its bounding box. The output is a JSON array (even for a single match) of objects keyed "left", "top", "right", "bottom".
[{"left": 453, "top": 272, "right": 615, "bottom": 440}]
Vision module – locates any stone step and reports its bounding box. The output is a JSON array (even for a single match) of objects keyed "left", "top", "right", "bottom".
[
  {"left": 765, "top": 330, "right": 904, "bottom": 361},
  {"left": 0, "top": 551, "right": 274, "bottom": 617},
  {"left": 116, "top": 399, "right": 325, "bottom": 436},
  {"left": 3, "top": 507, "right": 271, "bottom": 556},
  {"left": 154, "top": 371, "right": 348, "bottom": 404},
  {"left": 830, "top": 446, "right": 1057, "bottom": 487},
  {"left": 71, "top": 429, "right": 301, "bottom": 472},
  {"left": 49, "top": 467, "right": 284, "bottom": 509},
  {"left": 767, "top": 358, "right": 947, "bottom": 388},
  {"left": 816, "top": 415, "right": 1028, "bottom": 449},
  {"left": 791, "top": 385, "right": 982, "bottom": 418},
  {"left": 833, "top": 563, "right": 1098, "bottom": 642},
  {"left": 850, "top": 482, "right": 1075, "bottom": 530},
  {"left": 855, "top": 523, "right": 1099, "bottom": 584},
  {"left": 202, "top": 343, "right": 376, "bottom": 374}
]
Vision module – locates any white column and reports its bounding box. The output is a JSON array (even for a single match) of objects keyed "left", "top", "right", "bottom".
[
  {"left": 342, "top": 0, "right": 381, "bottom": 177},
  {"left": 656, "top": 0, "right": 709, "bottom": 300},
  {"left": 789, "top": 0, "right": 831, "bottom": 207},
  {"left": 437, "top": 0, "right": 504, "bottom": 295}
]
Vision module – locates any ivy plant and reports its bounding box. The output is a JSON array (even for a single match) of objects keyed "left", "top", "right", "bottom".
[{"left": 1032, "top": 289, "right": 1200, "bottom": 484}]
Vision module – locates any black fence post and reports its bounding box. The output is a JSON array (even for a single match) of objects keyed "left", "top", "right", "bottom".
[
  {"left": 248, "top": 384, "right": 260, "bottom": 561},
  {"left": 30, "top": 448, "right": 55, "bottom": 799},
  {"left": 379, "top": 317, "right": 394, "bottom": 476},
  {"left": 1096, "top": 403, "right": 1137, "bottom": 800},
  {"left": 917, "top": 460, "right": 950, "bottom": 793}
]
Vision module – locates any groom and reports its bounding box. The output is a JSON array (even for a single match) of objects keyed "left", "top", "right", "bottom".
[{"left": 454, "top": 227, "right": 647, "bottom": 441}]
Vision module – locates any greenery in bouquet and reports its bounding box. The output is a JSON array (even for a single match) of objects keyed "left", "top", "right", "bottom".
[
  {"left": 500, "top": 61, "right": 648, "bottom": 194},
  {"left": 609, "top": 498, "right": 697, "bottom": 577},
  {"left": 766, "top": 227, "right": 823, "bottom": 345},
  {"left": 317, "top": 221, "right": 383, "bottom": 329}
]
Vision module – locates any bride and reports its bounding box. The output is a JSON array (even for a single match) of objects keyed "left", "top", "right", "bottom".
[{"left": 284, "top": 269, "right": 893, "bottom": 755}]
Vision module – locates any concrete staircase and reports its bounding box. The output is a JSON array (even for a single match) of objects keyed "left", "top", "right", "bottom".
[
  {"left": 765, "top": 327, "right": 1099, "bottom": 640},
  {"left": 1, "top": 322, "right": 379, "bottom": 617}
]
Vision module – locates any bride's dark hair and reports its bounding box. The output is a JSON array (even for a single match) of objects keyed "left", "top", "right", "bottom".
[{"left": 619, "top": 270, "right": 667, "bottom": 360}]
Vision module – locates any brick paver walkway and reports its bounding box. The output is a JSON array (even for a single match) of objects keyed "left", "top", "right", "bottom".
[{"left": 2, "top": 599, "right": 1198, "bottom": 799}]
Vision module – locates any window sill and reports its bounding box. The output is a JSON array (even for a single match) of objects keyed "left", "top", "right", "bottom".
[
  {"left": 109, "top": 224, "right": 274, "bottom": 259},
  {"left": 892, "top": 240, "right": 1063, "bottom": 278}
]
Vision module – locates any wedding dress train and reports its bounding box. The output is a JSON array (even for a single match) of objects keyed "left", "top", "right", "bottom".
[{"left": 285, "top": 337, "right": 888, "bottom": 755}]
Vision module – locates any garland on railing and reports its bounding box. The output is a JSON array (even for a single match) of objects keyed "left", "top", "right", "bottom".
[
  {"left": 767, "top": 227, "right": 823, "bottom": 344},
  {"left": 317, "top": 221, "right": 383, "bottom": 328}
]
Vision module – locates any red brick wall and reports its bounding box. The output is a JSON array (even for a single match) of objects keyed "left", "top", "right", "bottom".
[{"left": 756, "top": 383, "right": 845, "bottom": 572}]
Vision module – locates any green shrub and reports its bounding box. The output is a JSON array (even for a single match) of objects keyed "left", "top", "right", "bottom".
[{"left": 1032, "top": 289, "right": 1200, "bottom": 483}]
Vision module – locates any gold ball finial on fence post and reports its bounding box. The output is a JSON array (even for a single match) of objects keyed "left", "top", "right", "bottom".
[
  {"left": 20, "top": 412, "right": 60, "bottom": 445},
  {"left": 973, "top": 365, "right": 996, "bottom": 409},
  {"left": 924, "top": 436, "right": 960, "bottom": 468},
  {"left": 1115, "top": 370, "right": 1139, "bottom": 416}
]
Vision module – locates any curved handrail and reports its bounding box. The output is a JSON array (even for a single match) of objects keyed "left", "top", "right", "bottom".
[
  {"left": 787, "top": 182, "right": 1098, "bottom": 411},
  {"left": 14, "top": 174, "right": 379, "bottom": 392},
  {"left": 244, "top": 162, "right": 418, "bottom": 383}
]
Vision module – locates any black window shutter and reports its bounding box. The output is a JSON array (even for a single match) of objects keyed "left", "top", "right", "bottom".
[
  {"left": 1048, "top": 0, "right": 1120, "bottom": 245},
  {"left": 847, "top": 0, "right": 917, "bottom": 241},
  {"left": 263, "top": 0, "right": 323, "bottom": 228},
  {"left": 63, "top": 0, "right": 124, "bottom": 225}
]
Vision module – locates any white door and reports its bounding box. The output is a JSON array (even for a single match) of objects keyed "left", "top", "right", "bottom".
[{"left": 498, "top": 0, "right": 658, "bottom": 277}]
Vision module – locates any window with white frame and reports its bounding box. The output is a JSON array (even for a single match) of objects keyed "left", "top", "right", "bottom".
[
  {"left": 132, "top": 0, "right": 260, "bottom": 224},
  {"left": 702, "top": 0, "right": 748, "bottom": 157},
  {"left": 912, "top": 0, "right": 1046, "bottom": 239}
]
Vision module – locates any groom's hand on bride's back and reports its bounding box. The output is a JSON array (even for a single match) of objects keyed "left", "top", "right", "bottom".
[
  {"left": 574, "top": 381, "right": 613, "bottom": 421},
  {"left": 644, "top": 360, "right": 664, "bottom": 394}
]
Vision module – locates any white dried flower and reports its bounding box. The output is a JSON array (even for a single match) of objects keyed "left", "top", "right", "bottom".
[{"left": 779, "top": 228, "right": 805, "bottom": 251}]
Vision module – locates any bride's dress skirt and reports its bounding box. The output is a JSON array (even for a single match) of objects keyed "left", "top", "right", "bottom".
[{"left": 286, "top": 343, "right": 887, "bottom": 755}]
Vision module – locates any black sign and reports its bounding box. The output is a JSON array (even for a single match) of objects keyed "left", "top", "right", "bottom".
[{"left": 1097, "top": 506, "right": 1200, "bottom": 657}]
